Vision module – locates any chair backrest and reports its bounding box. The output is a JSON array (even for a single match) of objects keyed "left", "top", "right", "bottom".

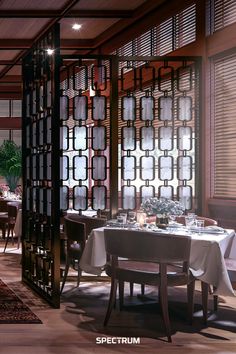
[
  {"left": 67, "top": 214, "right": 106, "bottom": 238},
  {"left": 104, "top": 229, "right": 191, "bottom": 264},
  {"left": 175, "top": 215, "right": 217, "bottom": 226},
  {"left": 64, "top": 216, "right": 86, "bottom": 248},
  {"left": 7, "top": 202, "right": 20, "bottom": 218}
]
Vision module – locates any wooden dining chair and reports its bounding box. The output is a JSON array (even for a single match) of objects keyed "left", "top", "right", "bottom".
[
  {"left": 60, "top": 216, "right": 86, "bottom": 294},
  {"left": 103, "top": 228, "right": 194, "bottom": 342},
  {"left": 3, "top": 202, "right": 21, "bottom": 252},
  {"left": 66, "top": 214, "right": 107, "bottom": 238}
]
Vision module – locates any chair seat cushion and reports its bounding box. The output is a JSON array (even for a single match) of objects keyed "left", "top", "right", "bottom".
[{"left": 106, "top": 260, "right": 190, "bottom": 286}]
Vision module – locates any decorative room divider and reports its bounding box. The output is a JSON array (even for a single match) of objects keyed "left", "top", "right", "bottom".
[{"left": 22, "top": 24, "right": 201, "bottom": 306}]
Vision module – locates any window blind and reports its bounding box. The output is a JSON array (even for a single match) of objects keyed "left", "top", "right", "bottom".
[
  {"left": 213, "top": 54, "right": 236, "bottom": 198},
  {"left": 207, "top": 0, "right": 236, "bottom": 34}
]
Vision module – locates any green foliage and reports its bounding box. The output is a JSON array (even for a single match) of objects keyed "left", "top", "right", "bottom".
[{"left": 0, "top": 140, "right": 21, "bottom": 191}]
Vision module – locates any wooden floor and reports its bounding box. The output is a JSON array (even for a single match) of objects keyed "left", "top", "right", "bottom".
[{"left": 0, "top": 243, "right": 236, "bottom": 354}]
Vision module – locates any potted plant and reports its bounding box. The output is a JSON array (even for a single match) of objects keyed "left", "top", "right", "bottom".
[{"left": 0, "top": 140, "right": 21, "bottom": 192}]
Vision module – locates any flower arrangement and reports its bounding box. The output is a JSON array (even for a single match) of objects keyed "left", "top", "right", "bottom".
[
  {"left": 0, "top": 184, "right": 9, "bottom": 197},
  {"left": 141, "top": 197, "right": 185, "bottom": 217}
]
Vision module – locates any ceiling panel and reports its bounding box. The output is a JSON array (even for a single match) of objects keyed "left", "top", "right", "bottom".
[
  {"left": 73, "top": 0, "right": 146, "bottom": 10},
  {"left": 60, "top": 18, "right": 119, "bottom": 39},
  {"left": 5, "top": 66, "right": 22, "bottom": 76},
  {"left": 0, "top": 0, "right": 68, "bottom": 10},
  {"left": 0, "top": 18, "right": 50, "bottom": 38}
]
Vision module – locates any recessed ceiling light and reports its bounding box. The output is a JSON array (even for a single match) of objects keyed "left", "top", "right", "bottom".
[
  {"left": 72, "top": 23, "right": 82, "bottom": 30},
  {"left": 46, "top": 48, "right": 54, "bottom": 55}
]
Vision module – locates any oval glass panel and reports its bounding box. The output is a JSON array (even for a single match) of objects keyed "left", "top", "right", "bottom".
[
  {"left": 158, "top": 96, "right": 173, "bottom": 121},
  {"left": 159, "top": 126, "right": 173, "bottom": 151},
  {"left": 177, "top": 96, "right": 192, "bottom": 121},
  {"left": 92, "top": 96, "right": 106, "bottom": 120},
  {"left": 60, "top": 126, "right": 69, "bottom": 150},
  {"left": 177, "top": 156, "right": 192, "bottom": 180},
  {"left": 60, "top": 156, "right": 69, "bottom": 181},
  {"left": 92, "top": 156, "right": 106, "bottom": 181},
  {"left": 73, "top": 156, "right": 87, "bottom": 181},
  {"left": 92, "top": 186, "right": 106, "bottom": 210},
  {"left": 46, "top": 116, "right": 51, "bottom": 144},
  {"left": 177, "top": 185, "right": 192, "bottom": 210},
  {"left": 159, "top": 185, "right": 173, "bottom": 199},
  {"left": 73, "top": 126, "right": 87, "bottom": 150},
  {"left": 122, "top": 156, "right": 136, "bottom": 180},
  {"left": 74, "top": 95, "right": 87, "bottom": 121},
  {"left": 92, "top": 126, "right": 106, "bottom": 150},
  {"left": 140, "top": 185, "right": 155, "bottom": 202},
  {"left": 46, "top": 152, "right": 51, "bottom": 180},
  {"left": 122, "top": 185, "right": 136, "bottom": 210},
  {"left": 177, "top": 126, "right": 192, "bottom": 150},
  {"left": 60, "top": 96, "right": 69, "bottom": 120},
  {"left": 141, "top": 96, "right": 154, "bottom": 121},
  {"left": 122, "top": 127, "right": 136, "bottom": 151},
  {"left": 140, "top": 126, "right": 154, "bottom": 151},
  {"left": 140, "top": 156, "right": 155, "bottom": 180},
  {"left": 60, "top": 186, "right": 68, "bottom": 211},
  {"left": 73, "top": 186, "right": 88, "bottom": 211},
  {"left": 159, "top": 156, "right": 173, "bottom": 180},
  {"left": 122, "top": 96, "right": 136, "bottom": 121}
]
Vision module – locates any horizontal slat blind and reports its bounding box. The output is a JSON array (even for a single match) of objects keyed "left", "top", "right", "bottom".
[
  {"left": 213, "top": 54, "right": 236, "bottom": 197},
  {"left": 207, "top": 0, "right": 236, "bottom": 34}
]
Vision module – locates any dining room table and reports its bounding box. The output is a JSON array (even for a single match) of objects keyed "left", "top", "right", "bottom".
[{"left": 79, "top": 223, "right": 236, "bottom": 297}]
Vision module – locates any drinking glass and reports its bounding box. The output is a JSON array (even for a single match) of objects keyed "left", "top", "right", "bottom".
[
  {"left": 185, "top": 215, "right": 196, "bottom": 228},
  {"left": 117, "top": 215, "right": 124, "bottom": 227},
  {"left": 119, "top": 212, "right": 127, "bottom": 224},
  {"left": 128, "top": 211, "right": 136, "bottom": 223},
  {"left": 196, "top": 219, "right": 205, "bottom": 229}
]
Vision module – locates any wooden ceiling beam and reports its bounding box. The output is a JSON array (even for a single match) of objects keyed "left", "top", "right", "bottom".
[
  {"left": 0, "top": 9, "right": 132, "bottom": 18},
  {"left": 0, "top": 38, "right": 94, "bottom": 49}
]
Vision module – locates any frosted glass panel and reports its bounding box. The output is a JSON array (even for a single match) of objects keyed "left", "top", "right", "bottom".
[
  {"left": 92, "top": 156, "right": 106, "bottom": 180},
  {"left": 47, "top": 153, "right": 51, "bottom": 180},
  {"left": 46, "top": 116, "right": 51, "bottom": 144},
  {"left": 178, "top": 185, "right": 192, "bottom": 210},
  {"left": 123, "top": 156, "right": 136, "bottom": 180},
  {"left": 92, "top": 186, "right": 106, "bottom": 210},
  {"left": 74, "top": 95, "right": 87, "bottom": 121},
  {"left": 26, "top": 187, "right": 30, "bottom": 211},
  {"left": 60, "top": 156, "right": 68, "bottom": 180},
  {"left": 159, "top": 126, "right": 173, "bottom": 151},
  {"left": 122, "top": 186, "right": 135, "bottom": 210},
  {"left": 92, "top": 96, "right": 106, "bottom": 120},
  {"left": 60, "top": 126, "right": 69, "bottom": 150},
  {"left": 47, "top": 189, "right": 52, "bottom": 216},
  {"left": 122, "top": 96, "right": 136, "bottom": 120},
  {"left": 92, "top": 126, "right": 106, "bottom": 150},
  {"left": 140, "top": 186, "right": 155, "bottom": 202},
  {"left": 39, "top": 189, "right": 44, "bottom": 214},
  {"left": 141, "top": 96, "right": 154, "bottom": 120},
  {"left": 159, "top": 156, "right": 173, "bottom": 180},
  {"left": 178, "top": 156, "right": 192, "bottom": 180},
  {"left": 140, "top": 156, "right": 154, "bottom": 180},
  {"left": 177, "top": 126, "right": 192, "bottom": 150},
  {"left": 60, "top": 186, "right": 68, "bottom": 211},
  {"left": 26, "top": 125, "right": 30, "bottom": 148},
  {"left": 74, "top": 186, "right": 87, "bottom": 210},
  {"left": 60, "top": 96, "right": 68, "bottom": 120},
  {"left": 32, "top": 122, "right": 37, "bottom": 147},
  {"left": 73, "top": 156, "right": 87, "bottom": 181},
  {"left": 47, "top": 80, "right": 51, "bottom": 107},
  {"left": 74, "top": 126, "right": 87, "bottom": 150},
  {"left": 39, "top": 86, "right": 44, "bottom": 112},
  {"left": 159, "top": 186, "right": 173, "bottom": 199},
  {"left": 39, "top": 153, "right": 44, "bottom": 180},
  {"left": 159, "top": 96, "right": 173, "bottom": 121},
  {"left": 26, "top": 156, "right": 30, "bottom": 179},
  {"left": 32, "top": 89, "right": 36, "bottom": 114},
  {"left": 32, "top": 155, "right": 37, "bottom": 180},
  {"left": 39, "top": 119, "right": 44, "bottom": 146},
  {"left": 140, "top": 127, "right": 154, "bottom": 150},
  {"left": 177, "top": 96, "right": 192, "bottom": 121},
  {"left": 122, "top": 127, "right": 135, "bottom": 150}
]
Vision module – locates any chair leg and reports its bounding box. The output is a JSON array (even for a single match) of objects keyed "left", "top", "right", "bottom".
[
  {"left": 159, "top": 283, "right": 172, "bottom": 342},
  {"left": 77, "top": 268, "right": 82, "bottom": 287},
  {"left": 187, "top": 280, "right": 195, "bottom": 324},
  {"left": 141, "top": 284, "right": 145, "bottom": 296},
  {"left": 119, "top": 281, "right": 124, "bottom": 311},
  {"left": 3, "top": 228, "right": 11, "bottom": 253},
  {"left": 104, "top": 278, "right": 118, "bottom": 326},
  {"left": 213, "top": 286, "right": 218, "bottom": 311},
  {"left": 60, "top": 258, "right": 71, "bottom": 294},
  {"left": 201, "top": 281, "right": 209, "bottom": 324},
  {"left": 129, "top": 282, "right": 133, "bottom": 297}
]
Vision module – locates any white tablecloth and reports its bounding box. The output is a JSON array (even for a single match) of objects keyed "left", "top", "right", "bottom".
[{"left": 80, "top": 227, "right": 236, "bottom": 297}]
